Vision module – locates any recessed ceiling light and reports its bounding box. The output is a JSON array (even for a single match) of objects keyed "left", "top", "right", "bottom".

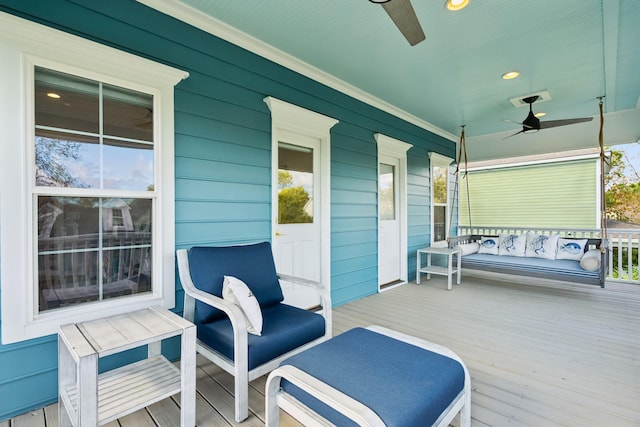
[
  {"left": 445, "top": 0, "right": 469, "bottom": 11},
  {"left": 501, "top": 71, "right": 520, "bottom": 80},
  {"left": 47, "top": 92, "right": 61, "bottom": 99},
  {"left": 534, "top": 112, "right": 546, "bottom": 118}
]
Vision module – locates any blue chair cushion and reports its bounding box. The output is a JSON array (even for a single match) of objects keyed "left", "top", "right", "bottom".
[
  {"left": 197, "top": 303, "right": 326, "bottom": 370},
  {"left": 187, "top": 242, "right": 284, "bottom": 323},
  {"left": 280, "top": 327, "right": 465, "bottom": 427}
]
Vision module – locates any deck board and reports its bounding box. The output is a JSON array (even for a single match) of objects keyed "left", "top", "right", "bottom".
[{"left": 6, "top": 274, "right": 640, "bottom": 426}]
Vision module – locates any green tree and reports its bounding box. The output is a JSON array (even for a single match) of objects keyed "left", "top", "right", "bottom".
[
  {"left": 278, "top": 170, "right": 312, "bottom": 223},
  {"left": 379, "top": 186, "right": 394, "bottom": 220},
  {"left": 278, "top": 170, "right": 293, "bottom": 189},
  {"left": 432, "top": 166, "right": 448, "bottom": 203},
  {"left": 278, "top": 186, "right": 312, "bottom": 223},
  {"left": 605, "top": 150, "right": 626, "bottom": 188},
  {"left": 605, "top": 148, "right": 640, "bottom": 224},
  {"left": 606, "top": 182, "right": 640, "bottom": 223}
]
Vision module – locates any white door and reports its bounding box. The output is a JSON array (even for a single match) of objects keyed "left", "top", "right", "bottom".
[
  {"left": 274, "top": 132, "right": 321, "bottom": 308},
  {"left": 378, "top": 157, "right": 402, "bottom": 287}
]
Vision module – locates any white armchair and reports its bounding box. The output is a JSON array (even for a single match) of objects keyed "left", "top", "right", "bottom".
[{"left": 176, "top": 242, "right": 331, "bottom": 422}]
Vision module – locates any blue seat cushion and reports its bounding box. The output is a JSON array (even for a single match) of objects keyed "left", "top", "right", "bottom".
[
  {"left": 280, "top": 327, "right": 465, "bottom": 427},
  {"left": 197, "top": 303, "right": 326, "bottom": 370},
  {"left": 187, "top": 242, "right": 284, "bottom": 323}
]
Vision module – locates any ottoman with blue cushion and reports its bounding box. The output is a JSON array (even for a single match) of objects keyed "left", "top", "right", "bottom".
[{"left": 266, "top": 325, "right": 471, "bottom": 427}]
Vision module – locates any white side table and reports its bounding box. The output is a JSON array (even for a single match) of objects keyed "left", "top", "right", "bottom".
[
  {"left": 58, "top": 307, "right": 196, "bottom": 426},
  {"left": 416, "top": 246, "right": 461, "bottom": 290}
]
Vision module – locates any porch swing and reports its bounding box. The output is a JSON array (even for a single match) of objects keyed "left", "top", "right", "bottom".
[{"left": 448, "top": 99, "right": 608, "bottom": 287}]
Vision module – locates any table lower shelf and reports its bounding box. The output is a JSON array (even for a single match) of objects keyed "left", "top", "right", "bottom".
[
  {"left": 419, "top": 266, "right": 458, "bottom": 276},
  {"left": 61, "top": 355, "right": 181, "bottom": 425}
]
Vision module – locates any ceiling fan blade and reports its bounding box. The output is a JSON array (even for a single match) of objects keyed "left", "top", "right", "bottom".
[
  {"left": 502, "top": 129, "right": 526, "bottom": 140},
  {"left": 381, "top": 0, "right": 425, "bottom": 46},
  {"left": 539, "top": 116, "right": 594, "bottom": 129},
  {"left": 502, "top": 118, "right": 535, "bottom": 129}
]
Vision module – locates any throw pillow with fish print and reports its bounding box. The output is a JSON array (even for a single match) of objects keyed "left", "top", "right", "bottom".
[
  {"left": 478, "top": 236, "right": 499, "bottom": 255},
  {"left": 556, "top": 238, "right": 588, "bottom": 261},
  {"left": 498, "top": 233, "right": 526, "bottom": 257},
  {"left": 525, "top": 233, "right": 559, "bottom": 259}
]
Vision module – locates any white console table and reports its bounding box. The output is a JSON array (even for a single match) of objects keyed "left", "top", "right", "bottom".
[
  {"left": 416, "top": 246, "right": 461, "bottom": 290},
  {"left": 58, "top": 307, "right": 196, "bottom": 426}
]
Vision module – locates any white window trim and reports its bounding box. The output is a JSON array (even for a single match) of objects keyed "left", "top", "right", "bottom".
[
  {"left": 429, "top": 152, "right": 454, "bottom": 247},
  {"left": 0, "top": 13, "right": 188, "bottom": 343}
]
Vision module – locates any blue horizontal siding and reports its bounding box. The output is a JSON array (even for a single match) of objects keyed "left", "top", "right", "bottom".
[
  {"left": 332, "top": 160, "right": 377, "bottom": 180},
  {"left": 332, "top": 268, "right": 379, "bottom": 291},
  {"left": 176, "top": 201, "right": 271, "bottom": 223},
  {"left": 0, "top": 0, "right": 455, "bottom": 419},
  {"left": 0, "top": 335, "right": 58, "bottom": 418},
  {"left": 331, "top": 241, "right": 378, "bottom": 262},
  {"left": 332, "top": 189, "right": 378, "bottom": 206},
  {"left": 331, "top": 254, "right": 378, "bottom": 276},
  {"left": 331, "top": 230, "right": 378, "bottom": 247},
  {"left": 331, "top": 281, "right": 378, "bottom": 306},
  {"left": 175, "top": 113, "right": 270, "bottom": 149},
  {"left": 176, "top": 135, "right": 270, "bottom": 167}
]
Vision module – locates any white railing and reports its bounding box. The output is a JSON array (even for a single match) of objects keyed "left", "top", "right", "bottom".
[
  {"left": 456, "top": 225, "right": 640, "bottom": 285},
  {"left": 457, "top": 225, "right": 601, "bottom": 239},
  {"left": 606, "top": 229, "right": 640, "bottom": 284}
]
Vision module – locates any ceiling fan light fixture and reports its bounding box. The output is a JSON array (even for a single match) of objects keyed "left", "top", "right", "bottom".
[
  {"left": 501, "top": 71, "right": 520, "bottom": 80},
  {"left": 445, "top": 0, "right": 469, "bottom": 11},
  {"left": 369, "top": 0, "right": 391, "bottom": 3},
  {"left": 534, "top": 112, "right": 546, "bottom": 118}
]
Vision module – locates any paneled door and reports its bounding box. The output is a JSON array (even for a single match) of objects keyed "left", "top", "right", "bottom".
[
  {"left": 378, "top": 157, "right": 402, "bottom": 287},
  {"left": 273, "top": 132, "right": 321, "bottom": 308}
]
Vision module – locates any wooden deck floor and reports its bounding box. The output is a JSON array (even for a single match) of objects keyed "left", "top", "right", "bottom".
[{"left": 4, "top": 273, "right": 640, "bottom": 426}]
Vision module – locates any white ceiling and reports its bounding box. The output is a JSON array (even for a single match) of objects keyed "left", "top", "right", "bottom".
[{"left": 144, "top": 0, "right": 640, "bottom": 161}]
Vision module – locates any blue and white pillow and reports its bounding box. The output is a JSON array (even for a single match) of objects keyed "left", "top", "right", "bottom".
[
  {"left": 498, "top": 233, "right": 526, "bottom": 257},
  {"left": 525, "top": 233, "right": 559, "bottom": 259},
  {"left": 556, "top": 238, "right": 588, "bottom": 261},
  {"left": 477, "top": 236, "right": 499, "bottom": 255}
]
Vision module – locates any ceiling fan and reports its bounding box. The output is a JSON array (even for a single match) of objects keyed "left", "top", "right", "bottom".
[
  {"left": 371, "top": 0, "right": 425, "bottom": 46},
  {"left": 504, "top": 95, "right": 594, "bottom": 139}
]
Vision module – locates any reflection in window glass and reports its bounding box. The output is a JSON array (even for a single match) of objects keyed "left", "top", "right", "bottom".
[
  {"left": 32, "top": 66, "right": 157, "bottom": 315},
  {"left": 103, "top": 84, "right": 153, "bottom": 142},
  {"left": 35, "top": 67, "right": 99, "bottom": 134},
  {"left": 278, "top": 143, "right": 314, "bottom": 224},
  {"left": 431, "top": 160, "right": 449, "bottom": 244},
  {"left": 104, "top": 139, "right": 154, "bottom": 191},
  {"left": 434, "top": 206, "right": 446, "bottom": 242},
  {"left": 34, "top": 67, "right": 154, "bottom": 191},
  {"left": 37, "top": 196, "right": 152, "bottom": 313},
  {"left": 433, "top": 166, "right": 448, "bottom": 204},
  {"left": 379, "top": 163, "right": 395, "bottom": 220},
  {"left": 35, "top": 132, "right": 99, "bottom": 188}
]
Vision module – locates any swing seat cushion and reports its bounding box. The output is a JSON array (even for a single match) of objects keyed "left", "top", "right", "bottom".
[{"left": 458, "top": 252, "right": 600, "bottom": 282}]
